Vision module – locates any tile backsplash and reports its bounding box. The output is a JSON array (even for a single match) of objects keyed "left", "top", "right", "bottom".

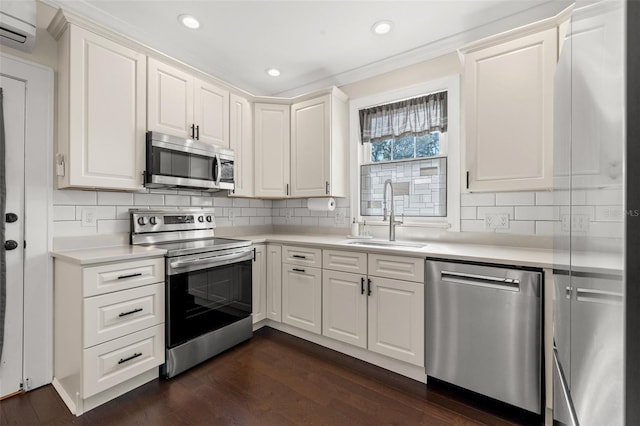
[
  {"left": 53, "top": 186, "right": 622, "bottom": 239},
  {"left": 52, "top": 189, "right": 272, "bottom": 237}
]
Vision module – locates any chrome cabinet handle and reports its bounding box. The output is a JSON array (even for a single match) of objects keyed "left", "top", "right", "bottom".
[{"left": 576, "top": 288, "right": 623, "bottom": 305}]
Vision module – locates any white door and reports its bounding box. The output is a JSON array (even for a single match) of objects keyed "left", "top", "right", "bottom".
[
  {"left": 282, "top": 264, "right": 321, "bottom": 334},
  {"left": 322, "top": 270, "right": 367, "bottom": 348},
  {"left": 147, "top": 58, "right": 194, "bottom": 139},
  {"left": 229, "top": 93, "right": 253, "bottom": 197},
  {"left": 252, "top": 245, "right": 267, "bottom": 323},
  {"left": 254, "top": 103, "right": 290, "bottom": 198},
  {"left": 368, "top": 277, "right": 424, "bottom": 367},
  {"left": 290, "top": 95, "right": 330, "bottom": 197},
  {"left": 0, "top": 76, "right": 26, "bottom": 398},
  {"left": 194, "top": 79, "right": 229, "bottom": 147},
  {"left": 266, "top": 244, "right": 282, "bottom": 322}
]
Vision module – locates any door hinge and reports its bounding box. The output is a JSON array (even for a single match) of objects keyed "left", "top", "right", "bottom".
[
  {"left": 55, "top": 153, "right": 65, "bottom": 177},
  {"left": 466, "top": 171, "right": 469, "bottom": 189}
]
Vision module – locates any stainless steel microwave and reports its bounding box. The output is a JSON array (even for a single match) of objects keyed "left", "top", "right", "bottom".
[{"left": 145, "top": 131, "right": 234, "bottom": 191}]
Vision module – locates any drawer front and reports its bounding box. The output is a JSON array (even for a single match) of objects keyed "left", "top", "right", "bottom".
[
  {"left": 84, "top": 283, "right": 164, "bottom": 348},
  {"left": 283, "top": 245, "right": 322, "bottom": 267},
  {"left": 323, "top": 249, "right": 367, "bottom": 274},
  {"left": 83, "top": 324, "right": 164, "bottom": 398},
  {"left": 83, "top": 257, "right": 164, "bottom": 297},
  {"left": 368, "top": 254, "right": 424, "bottom": 283}
]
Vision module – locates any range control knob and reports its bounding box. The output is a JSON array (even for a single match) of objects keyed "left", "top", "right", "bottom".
[
  {"left": 206, "top": 215, "right": 213, "bottom": 222},
  {"left": 149, "top": 216, "right": 157, "bottom": 225},
  {"left": 198, "top": 216, "right": 205, "bottom": 223},
  {"left": 137, "top": 217, "right": 146, "bottom": 226}
]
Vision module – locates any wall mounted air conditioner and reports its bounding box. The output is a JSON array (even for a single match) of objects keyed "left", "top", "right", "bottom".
[{"left": 0, "top": 1, "right": 36, "bottom": 53}]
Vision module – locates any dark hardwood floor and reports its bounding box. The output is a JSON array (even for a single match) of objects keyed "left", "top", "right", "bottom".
[{"left": 1, "top": 327, "right": 538, "bottom": 425}]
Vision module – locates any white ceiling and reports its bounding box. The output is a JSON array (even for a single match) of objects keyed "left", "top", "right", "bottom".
[{"left": 46, "top": 0, "right": 570, "bottom": 96}]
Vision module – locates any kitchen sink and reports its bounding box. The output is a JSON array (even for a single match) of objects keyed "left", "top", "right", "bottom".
[{"left": 345, "top": 240, "right": 427, "bottom": 249}]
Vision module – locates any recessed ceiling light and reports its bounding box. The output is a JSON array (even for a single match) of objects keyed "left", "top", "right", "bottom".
[
  {"left": 372, "top": 20, "right": 393, "bottom": 35},
  {"left": 266, "top": 68, "right": 281, "bottom": 77},
  {"left": 178, "top": 14, "right": 200, "bottom": 30}
]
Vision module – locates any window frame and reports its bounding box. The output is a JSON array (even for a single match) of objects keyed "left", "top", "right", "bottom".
[{"left": 349, "top": 75, "right": 461, "bottom": 231}]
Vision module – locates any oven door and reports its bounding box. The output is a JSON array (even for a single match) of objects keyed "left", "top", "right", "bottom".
[{"left": 166, "top": 248, "right": 253, "bottom": 348}]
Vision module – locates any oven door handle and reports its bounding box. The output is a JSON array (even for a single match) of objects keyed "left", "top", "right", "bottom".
[{"left": 169, "top": 249, "right": 253, "bottom": 272}]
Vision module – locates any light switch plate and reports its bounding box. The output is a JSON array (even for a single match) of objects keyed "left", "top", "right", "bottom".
[
  {"left": 485, "top": 213, "right": 509, "bottom": 230},
  {"left": 334, "top": 210, "right": 345, "bottom": 224}
]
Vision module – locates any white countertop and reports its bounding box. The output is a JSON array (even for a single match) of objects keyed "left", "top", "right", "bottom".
[
  {"left": 239, "top": 233, "right": 555, "bottom": 269},
  {"left": 51, "top": 245, "right": 167, "bottom": 265},
  {"left": 50, "top": 233, "right": 623, "bottom": 273}
]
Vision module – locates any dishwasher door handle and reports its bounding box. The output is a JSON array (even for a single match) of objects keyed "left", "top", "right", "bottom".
[{"left": 441, "top": 270, "right": 520, "bottom": 292}]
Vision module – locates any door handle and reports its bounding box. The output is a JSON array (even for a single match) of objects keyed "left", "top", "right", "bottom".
[
  {"left": 4, "top": 240, "right": 18, "bottom": 250},
  {"left": 292, "top": 268, "right": 305, "bottom": 273},
  {"left": 361, "top": 277, "right": 365, "bottom": 295},
  {"left": 190, "top": 124, "right": 195, "bottom": 139},
  {"left": 367, "top": 278, "right": 372, "bottom": 296},
  {"left": 196, "top": 125, "right": 200, "bottom": 140}
]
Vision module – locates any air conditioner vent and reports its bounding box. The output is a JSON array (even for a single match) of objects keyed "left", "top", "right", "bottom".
[{"left": 0, "top": 1, "right": 36, "bottom": 53}]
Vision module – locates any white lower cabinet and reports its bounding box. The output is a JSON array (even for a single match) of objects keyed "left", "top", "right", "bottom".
[
  {"left": 53, "top": 256, "right": 165, "bottom": 415},
  {"left": 266, "top": 244, "right": 282, "bottom": 322},
  {"left": 322, "top": 269, "right": 367, "bottom": 348},
  {"left": 321, "top": 249, "right": 425, "bottom": 367},
  {"left": 252, "top": 244, "right": 267, "bottom": 323},
  {"left": 367, "top": 276, "right": 424, "bottom": 366},
  {"left": 282, "top": 263, "right": 322, "bottom": 334}
]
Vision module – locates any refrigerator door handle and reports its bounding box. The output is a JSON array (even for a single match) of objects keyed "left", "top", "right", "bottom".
[{"left": 575, "top": 288, "right": 623, "bottom": 305}]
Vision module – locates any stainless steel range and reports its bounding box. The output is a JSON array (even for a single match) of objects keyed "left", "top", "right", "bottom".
[{"left": 130, "top": 208, "right": 254, "bottom": 378}]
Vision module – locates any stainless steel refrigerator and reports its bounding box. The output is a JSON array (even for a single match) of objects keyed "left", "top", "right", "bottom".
[{"left": 552, "top": 1, "right": 629, "bottom": 424}]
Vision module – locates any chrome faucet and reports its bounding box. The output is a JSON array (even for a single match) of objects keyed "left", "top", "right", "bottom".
[{"left": 382, "top": 179, "right": 403, "bottom": 241}]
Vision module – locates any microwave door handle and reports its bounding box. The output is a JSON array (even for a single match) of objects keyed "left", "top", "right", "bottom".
[{"left": 214, "top": 155, "right": 222, "bottom": 186}]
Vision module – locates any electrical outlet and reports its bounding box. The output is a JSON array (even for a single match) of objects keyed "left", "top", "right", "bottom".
[
  {"left": 561, "top": 213, "right": 590, "bottom": 233},
  {"left": 485, "top": 213, "right": 509, "bottom": 230},
  {"left": 285, "top": 208, "right": 293, "bottom": 222},
  {"left": 228, "top": 208, "right": 237, "bottom": 221},
  {"left": 334, "top": 210, "right": 345, "bottom": 225},
  {"left": 81, "top": 207, "right": 97, "bottom": 227}
]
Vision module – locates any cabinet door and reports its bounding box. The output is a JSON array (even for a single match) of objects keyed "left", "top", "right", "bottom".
[
  {"left": 252, "top": 245, "right": 267, "bottom": 323},
  {"left": 66, "top": 26, "right": 146, "bottom": 190},
  {"left": 282, "top": 264, "right": 322, "bottom": 334},
  {"left": 464, "top": 27, "right": 556, "bottom": 192},
  {"left": 147, "top": 58, "right": 194, "bottom": 139},
  {"left": 254, "top": 103, "right": 290, "bottom": 198},
  {"left": 322, "top": 270, "right": 367, "bottom": 348},
  {"left": 290, "top": 95, "right": 331, "bottom": 197},
  {"left": 368, "top": 277, "right": 424, "bottom": 366},
  {"left": 229, "top": 93, "right": 254, "bottom": 197},
  {"left": 194, "top": 78, "right": 229, "bottom": 147},
  {"left": 266, "top": 244, "right": 282, "bottom": 322}
]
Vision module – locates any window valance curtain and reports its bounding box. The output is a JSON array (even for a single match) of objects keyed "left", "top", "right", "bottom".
[{"left": 359, "top": 91, "right": 447, "bottom": 144}]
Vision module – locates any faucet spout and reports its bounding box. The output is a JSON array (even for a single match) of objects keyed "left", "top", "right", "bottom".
[{"left": 383, "top": 179, "right": 402, "bottom": 241}]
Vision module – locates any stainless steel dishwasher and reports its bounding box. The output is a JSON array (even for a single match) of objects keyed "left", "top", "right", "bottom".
[{"left": 425, "top": 259, "right": 542, "bottom": 414}]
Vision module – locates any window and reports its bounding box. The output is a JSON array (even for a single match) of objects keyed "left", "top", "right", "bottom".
[
  {"left": 349, "top": 76, "right": 460, "bottom": 231},
  {"left": 358, "top": 91, "right": 448, "bottom": 218}
]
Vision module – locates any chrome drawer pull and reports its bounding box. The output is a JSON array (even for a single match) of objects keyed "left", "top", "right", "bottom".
[
  {"left": 118, "top": 308, "right": 143, "bottom": 317},
  {"left": 118, "top": 352, "right": 142, "bottom": 365},
  {"left": 118, "top": 272, "right": 143, "bottom": 280}
]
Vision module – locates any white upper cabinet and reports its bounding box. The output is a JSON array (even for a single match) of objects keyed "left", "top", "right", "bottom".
[
  {"left": 290, "top": 90, "right": 347, "bottom": 198},
  {"left": 148, "top": 58, "right": 229, "bottom": 147},
  {"left": 463, "top": 26, "right": 557, "bottom": 192},
  {"left": 254, "top": 103, "right": 291, "bottom": 198},
  {"left": 55, "top": 24, "right": 146, "bottom": 190},
  {"left": 194, "top": 79, "right": 229, "bottom": 147},
  {"left": 229, "top": 93, "right": 254, "bottom": 197}
]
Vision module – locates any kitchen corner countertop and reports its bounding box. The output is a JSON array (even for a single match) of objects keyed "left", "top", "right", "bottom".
[
  {"left": 238, "top": 234, "right": 556, "bottom": 270},
  {"left": 51, "top": 245, "right": 167, "bottom": 265}
]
